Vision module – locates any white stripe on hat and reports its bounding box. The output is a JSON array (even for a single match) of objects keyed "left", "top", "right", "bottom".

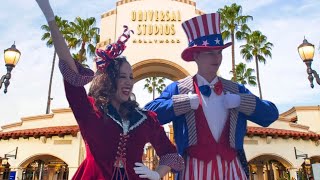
[
  {"left": 196, "top": 16, "right": 205, "bottom": 37},
  {"left": 215, "top": 13, "right": 220, "bottom": 34},
  {"left": 182, "top": 22, "right": 192, "bottom": 42},
  {"left": 206, "top": 14, "right": 214, "bottom": 35},
  {"left": 188, "top": 19, "right": 198, "bottom": 39}
]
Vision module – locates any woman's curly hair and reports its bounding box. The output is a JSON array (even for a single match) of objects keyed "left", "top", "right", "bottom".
[{"left": 88, "top": 56, "right": 138, "bottom": 119}]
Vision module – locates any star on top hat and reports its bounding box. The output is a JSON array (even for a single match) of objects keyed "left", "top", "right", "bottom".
[{"left": 181, "top": 13, "right": 232, "bottom": 61}]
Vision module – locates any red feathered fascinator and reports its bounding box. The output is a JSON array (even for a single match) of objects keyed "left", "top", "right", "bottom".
[{"left": 95, "top": 25, "right": 134, "bottom": 71}]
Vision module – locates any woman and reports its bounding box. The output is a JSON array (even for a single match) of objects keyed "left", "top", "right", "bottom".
[{"left": 35, "top": 0, "right": 184, "bottom": 179}]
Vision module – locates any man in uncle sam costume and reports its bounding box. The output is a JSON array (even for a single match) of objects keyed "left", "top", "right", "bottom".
[{"left": 145, "top": 13, "right": 279, "bottom": 180}]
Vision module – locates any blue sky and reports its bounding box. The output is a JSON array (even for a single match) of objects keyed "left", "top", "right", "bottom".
[{"left": 0, "top": 0, "right": 320, "bottom": 127}]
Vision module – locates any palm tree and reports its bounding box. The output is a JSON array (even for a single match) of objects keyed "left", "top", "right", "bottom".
[
  {"left": 68, "top": 17, "right": 100, "bottom": 64},
  {"left": 218, "top": 3, "right": 253, "bottom": 81},
  {"left": 71, "top": 53, "right": 89, "bottom": 68},
  {"left": 41, "top": 16, "right": 71, "bottom": 114},
  {"left": 144, "top": 77, "right": 166, "bottom": 100},
  {"left": 240, "top": 31, "right": 273, "bottom": 99},
  {"left": 231, "top": 62, "right": 256, "bottom": 86}
]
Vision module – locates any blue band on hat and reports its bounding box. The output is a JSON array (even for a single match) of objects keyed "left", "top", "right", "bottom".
[{"left": 189, "top": 34, "right": 224, "bottom": 47}]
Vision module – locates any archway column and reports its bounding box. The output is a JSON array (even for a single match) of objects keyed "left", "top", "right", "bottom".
[
  {"left": 256, "top": 163, "right": 264, "bottom": 180},
  {"left": 272, "top": 163, "right": 279, "bottom": 180},
  {"left": 288, "top": 167, "right": 298, "bottom": 180},
  {"left": 16, "top": 169, "right": 23, "bottom": 180}
]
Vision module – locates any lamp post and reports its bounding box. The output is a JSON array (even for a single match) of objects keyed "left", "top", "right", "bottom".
[
  {"left": 0, "top": 147, "right": 18, "bottom": 179},
  {"left": 1, "top": 157, "right": 8, "bottom": 167},
  {"left": 297, "top": 37, "right": 320, "bottom": 88},
  {"left": 294, "top": 147, "right": 311, "bottom": 179},
  {"left": 304, "top": 157, "right": 312, "bottom": 179},
  {"left": 0, "top": 42, "right": 21, "bottom": 93},
  {"left": 1, "top": 157, "right": 9, "bottom": 180}
]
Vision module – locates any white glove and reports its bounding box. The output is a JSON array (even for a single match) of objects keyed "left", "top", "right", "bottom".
[
  {"left": 223, "top": 93, "right": 241, "bottom": 109},
  {"left": 188, "top": 92, "right": 199, "bottom": 110},
  {"left": 134, "top": 162, "right": 160, "bottom": 180},
  {"left": 36, "top": 0, "right": 55, "bottom": 22}
]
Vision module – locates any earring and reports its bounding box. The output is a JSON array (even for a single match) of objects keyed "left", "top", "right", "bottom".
[{"left": 130, "top": 93, "right": 136, "bottom": 101}]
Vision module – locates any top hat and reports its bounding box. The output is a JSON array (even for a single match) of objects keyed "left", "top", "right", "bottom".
[{"left": 181, "top": 13, "right": 232, "bottom": 61}]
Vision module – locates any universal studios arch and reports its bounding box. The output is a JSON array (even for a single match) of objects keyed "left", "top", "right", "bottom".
[{"left": 96, "top": 0, "right": 206, "bottom": 82}]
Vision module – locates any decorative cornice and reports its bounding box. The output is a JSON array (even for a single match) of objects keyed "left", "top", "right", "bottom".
[
  {"left": 101, "top": 9, "right": 117, "bottom": 18},
  {"left": 280, "top": 106, "right": 320, "bottom": 117},
  {"left": 276, "top": 116, "right": 291, "bottom": 122},
  {"left": 21, "top": 114, "right": 54, "bottom": 122},
  {"left": 1, "top": 108, "right": 73, "bottom": 130},
  {"left": 1, "top": 122, "right": 23, "bottom": 130},
  {"left": 51, "top": 108, "right": 72, "bottom": 113},
  {"left": 116, "top": 0, "right": 141, "bottom": 6},
  {"left": 280, "top": 107, "right": 296, "bottom": 117},
  {"left": 289, "top": 123, "right": 310, "bottom": 130},
  {"left": 195, "top": 9, "right": 205, "bottom": 15},
  {"left": 116, "top": 0, "right": 196, "bottom": 7},
  {"left": 1, "top": 114, "right": 54, "bottom": 130}
]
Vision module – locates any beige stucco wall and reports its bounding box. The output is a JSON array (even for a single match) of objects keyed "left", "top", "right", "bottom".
[
  {"left": 245, "top": 136, "right": 320, "bottom": 168},
  {"left": 248, "top": 120, "right": 310, "bottom": 132},
  {"left": 1, "top": 109, "right": 77, "bottom": 133},
  {"left": 0, "top": 135, "right": 82, "bottom": 179},
  {"left": 0, "top": 109, "right": 82, "bottom": 179},
  {"left": 295, "top": 107, "right": 320, "bottom": 133},
  {"left": 244, "top": 136, "right": 320, "bottom": 179}
]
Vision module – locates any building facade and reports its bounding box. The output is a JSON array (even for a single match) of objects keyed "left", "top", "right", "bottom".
[
  {"left": 1, "top": 0, "right": 320, "bottom": 180},
  {"left": 1, "top": 106, "right": 320, "bottom": 179}
]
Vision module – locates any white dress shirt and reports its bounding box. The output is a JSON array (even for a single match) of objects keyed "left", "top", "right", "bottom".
[{"left": 196, "top": 74, "right": 228, "bottom": 142}]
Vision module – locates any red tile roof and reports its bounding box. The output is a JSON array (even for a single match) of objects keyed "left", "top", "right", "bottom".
[
  {"left": 247, "top": 126, "right": 320, "bottom": 140},
  {"left": 0, "top": 126, "right": 79, "bottom": 140},
  {"left": 0, "top": 125, "right": 319, "bottom": 141}
]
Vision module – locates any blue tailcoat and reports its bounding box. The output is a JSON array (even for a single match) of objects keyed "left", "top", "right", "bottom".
[{"left": 144, "top": 76, "right": 279, "bottom": 176}]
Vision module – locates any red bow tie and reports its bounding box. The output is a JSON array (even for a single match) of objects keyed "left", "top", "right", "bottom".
[
  {"left": 213, "top": 80, "right": 223, "bottom": 95},
  {"left": 199, "top": 80, "right": 223, "bottom": 96}
]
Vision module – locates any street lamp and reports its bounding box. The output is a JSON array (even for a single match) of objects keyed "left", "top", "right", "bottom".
[
  {"left": 294, "top": 147, "right": 312, "bottom": 179},
  {"left": 297, "top": 37, "right": 320, "bottom": 88},
  {"left": 1, "top": 157, "right": 9, "bottom": 180},
  {"left": 1, "top": 157, "right": 9, "bottom": 166},
  {"left": 304, "top": 157, "right": 312, "bottom": 178},
  {"left": 0, "top": 42, "right": 21, "bottom": 93}
]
